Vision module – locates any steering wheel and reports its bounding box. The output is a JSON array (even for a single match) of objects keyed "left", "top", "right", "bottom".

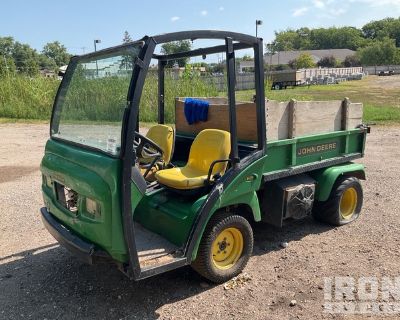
[{"left": 133, "top": 131, "right": 163, "bottom": 178}]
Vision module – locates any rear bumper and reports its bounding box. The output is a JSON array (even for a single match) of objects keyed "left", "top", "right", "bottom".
[{"left": 40, "top": 207, "right": 111, "bottom": 264}]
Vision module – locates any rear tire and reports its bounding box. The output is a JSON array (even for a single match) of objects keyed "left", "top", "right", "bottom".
[
  {"left": 191, "top": 212, "right": 253, "bottom": 283},
  {"left": 313, "top": 176, "right": 363, "bottom": 226}
]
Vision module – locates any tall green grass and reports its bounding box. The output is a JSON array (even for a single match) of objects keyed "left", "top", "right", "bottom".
[
  {"left": 0, "top": 74, "right": 219, "bottom": 123},
  {"left": 0, "top": 76, "right": 58, "bottom": 119},
  {"left": 0, "top": 74, "right": 399, "bottom": 124},
  {"left": 141, "top": 73, "right": 219, "bottom": 122}
]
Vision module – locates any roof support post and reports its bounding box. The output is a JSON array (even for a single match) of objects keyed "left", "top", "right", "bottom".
[
  {"left": 158, "top": 60, "right": 166, "bottom": 124},
  {"left": 254, "top": 39, "right": 266, "bottom": 151},
  {"left": 225, "top": 37, "right": 239, "bottom": 167}
]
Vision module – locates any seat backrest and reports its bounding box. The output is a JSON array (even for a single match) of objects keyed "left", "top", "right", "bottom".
[
  {"left": 187, "top": 129, "right": 231, "bottom": 175},
  {"left": 145, "top": 124, "right": 174, "bottom": 164}
]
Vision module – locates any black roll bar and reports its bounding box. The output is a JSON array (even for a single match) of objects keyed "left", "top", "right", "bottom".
[{"left": 225, "top": 37, "right": 240, "bottom": 167}]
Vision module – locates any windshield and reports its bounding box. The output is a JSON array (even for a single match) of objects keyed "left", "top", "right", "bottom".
[{"left": 51, "top": 44, "right": 142, "bottom": 156}]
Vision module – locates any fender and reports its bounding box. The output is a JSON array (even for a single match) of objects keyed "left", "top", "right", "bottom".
[
  {"left": 190, "top": 191, "right": 261, "bottom": 261},
  {"left": 219, "top": 191, "right": 262, "bottom": 222},
  {"left": 188, "top": 155, "right": 265, "bottom": 261},
  {"left": 311, "top": 162, "right": 366, "bottom": 202}
]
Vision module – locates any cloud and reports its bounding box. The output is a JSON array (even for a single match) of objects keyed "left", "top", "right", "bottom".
[
  {"left": 292, "top": 7, "right": 309, "bottom": 17},
  {"left": 219, "top": 6, "right": 225, "bottom": 11},
  {"left": 311, "top": 0, "right": 400, "bottom": 13},
  {"left": 351, "top": 0, "right": 400, "bottom": 9},
  {"left": 200, "top": 10, "right": 208, "bottom": 16},
  {"left": 313, "top": 0, "right": 325, "bottom": 8},
  {"left": 329, "top": 7, "right": 347, "bottom": 16},
  {"left": 309, "top": 0, "right": 348, "bottom": 16},
  {"left": 170, "top": 16, "right": 180, "bottom": 22}
]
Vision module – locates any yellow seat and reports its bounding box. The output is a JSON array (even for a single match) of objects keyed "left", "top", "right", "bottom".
[
  {"left": 155, "top": 129, "right": 231, "bottom": 190},
  {"left": 139, "top": 124, "right": 174, "bottom": 166}
]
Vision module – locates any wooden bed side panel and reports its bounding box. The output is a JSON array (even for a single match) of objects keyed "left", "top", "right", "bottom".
[
  {"left": 175, "top": 98, "right": 364, "bottom": 143},
  {"left": 175, "top": 98, "right": 258, "bottom": 141},
  {"left": 266, "top": 100, "right": 290, "bottom": 140}
]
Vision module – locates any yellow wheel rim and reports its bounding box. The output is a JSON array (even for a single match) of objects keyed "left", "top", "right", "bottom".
[
  {"left": 211, "top": 227, "right": 244, "bottom": 270},
  {"left": 340, "top": 187, "right": 358, "bottom": 219}
]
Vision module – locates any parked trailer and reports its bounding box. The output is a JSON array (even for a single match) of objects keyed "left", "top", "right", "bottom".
[
  {"left": 40, "top": 31, "right": 369, "bottom": 283},
  {"left": 269, "top": 67, "right": 364, "bottom": 90},
  {"left": 269, "top": 69, "right": 305, "bottom": 89}
]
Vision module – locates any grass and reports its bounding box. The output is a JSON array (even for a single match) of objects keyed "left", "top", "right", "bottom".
[
  {"left": 0, "top": 74, "right": 399, "bottom": 124},
  {"left": 0, "top": 76, "right": 58, "bottom": 120}
]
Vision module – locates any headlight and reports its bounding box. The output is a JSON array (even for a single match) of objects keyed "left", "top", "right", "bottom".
[
  {"left": 85, "top": 198, "right": 101, "bottom": 219},
  {"left": 42, "top": 174, "right": 52, "bottom": 188}
]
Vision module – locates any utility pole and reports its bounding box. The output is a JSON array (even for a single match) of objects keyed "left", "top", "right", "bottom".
[
  {"left": 256, "top": 20, "right": 263, "bottom": 38},
  {"left": 94, "top": 39, "right": 101, "bottom": 77}
]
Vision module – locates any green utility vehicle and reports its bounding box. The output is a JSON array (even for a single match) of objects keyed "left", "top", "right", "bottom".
[{"left": 40, "top": 31, "right": 369, "bottom": 283}]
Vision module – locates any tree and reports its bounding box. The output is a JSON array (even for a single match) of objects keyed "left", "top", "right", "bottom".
[
  {"left": 343, "top": 55, "right": 361, "bottom": 67},
  {"left": 0, "top": 55, "right": 16, "bottom": 76},
  {"left": 120, "top": 31, "right": 135, "bottom": 70},
  {"left": 12, "top": 42, "right": 39, "bottom": 76},
  {"left": 38, "top": 54, "right": 57, "bottom": 71},
  {"left": 272, "top": 26, "right": 365, "bottom": 51},
  {"left": 42, "top": 41, "right": 70, "bottom": 67},
  {"left": 362, "top": 18, "right": 400, "bottom": 47},
  {"left": 0, "top": 37, "right": 15, "bottom": 58},
  {"left": 122, "top": 31, "right": 133, "bottom": 44},
  {"left": 289, "top": 53, "right": 316, "bottom": 69},
  {"left": 208, "top": 62, "right": 224, "bottom": 74},
  {"left": 272, "top": 29, "right": 300, "bottom": 51},
  {"left": 357, "top": 38, "right": 400, "bottom": 66},
  {"left": 309, "top": 27, "right": 365, "bottom": 50},
  {"left": 160, "top": 40, "right": 192, "bottom": 67},
  {"left": 317, "top": 56, "right": 337, "bottom": 68},
  {"left": 241, "top": 54, "right": 253, "bottom": 61}
]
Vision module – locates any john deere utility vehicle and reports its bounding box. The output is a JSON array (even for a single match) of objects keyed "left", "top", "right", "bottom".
[{"left": 40, "top": 31, "right": 369, "bottom": 283}]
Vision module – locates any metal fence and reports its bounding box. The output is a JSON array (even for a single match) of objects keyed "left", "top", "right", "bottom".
[
  {"left": 363, "top": 65, "right": 400, "bottom": 75},
  {"left": 203, "top": 73, "right": 255, "bottom": 91},
  {"left": 203, "top": 67, "right": 365, "bottom": 91}
]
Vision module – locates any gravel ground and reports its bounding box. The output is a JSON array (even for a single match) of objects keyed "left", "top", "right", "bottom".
[{"left": 0, "top": 123, "right": 399, "bottom": 320}]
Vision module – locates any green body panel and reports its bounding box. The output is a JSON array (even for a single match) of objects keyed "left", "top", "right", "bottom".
[
  {"left": 40, "top": 139, "right": 127, "bottom": 262},
  {"left": 133, "top": 191, "right": 206, "bottom": 246},
  {"left": 262, "top": 129, "right": 364, "bottom": 174},
  {"left": 309, "top": 162, "right": 366, "bottom": 201}
]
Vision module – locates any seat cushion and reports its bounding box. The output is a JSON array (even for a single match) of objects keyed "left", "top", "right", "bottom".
[
  {"left": 155, "top": 167, "right": 208, "bottom": 190},
  {"left": 145, "top": 125, "right": 174, "bottom": 164}
]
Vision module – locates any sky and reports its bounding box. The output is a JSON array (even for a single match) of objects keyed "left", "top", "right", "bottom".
[{"left": 1, "top": 0, "right": 400, "bottom": 56}]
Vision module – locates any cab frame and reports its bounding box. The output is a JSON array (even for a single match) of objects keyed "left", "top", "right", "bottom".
[{"left": 117, "top": 31, "right": 266, "bottom": 279}]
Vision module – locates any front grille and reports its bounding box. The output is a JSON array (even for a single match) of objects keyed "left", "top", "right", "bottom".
[{"left": 54, "top": 182, "right": 78, "bottom": 214}]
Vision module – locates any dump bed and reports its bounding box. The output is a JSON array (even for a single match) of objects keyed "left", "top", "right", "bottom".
[
  {"left": 175, "top": 97, "right": 367, "bottom": 179},
  {"left": 175, "top": 97, "right": 363, "bottom": 142}
]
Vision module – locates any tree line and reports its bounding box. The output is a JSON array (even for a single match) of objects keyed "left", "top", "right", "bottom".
[
  {"left": 2, "top": 17, "right": 400, "bottom": 78},
  {"left": 0, "top": 37, "right": 71, "bottom": 77},
  {"left": 268, "top": 17, "right": 400, "bottom": 66}
]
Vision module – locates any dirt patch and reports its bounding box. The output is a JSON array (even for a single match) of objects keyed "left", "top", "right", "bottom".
[
  {"left": 367, "top": 74, "right": 400, "bottom": 90},
  {"left": 0, "top": 124, "right": 399, "bottom": 320},
  {"left": 0, "top": 166, "right": 38, "bottom": 184}
]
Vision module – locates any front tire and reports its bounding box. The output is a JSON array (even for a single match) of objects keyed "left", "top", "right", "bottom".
[
  {"left": 191, "top": 212, "right": 253, "bottom": 283},
  {"left": 313, "top": 176, "right": 363, "bottom": 226}
]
